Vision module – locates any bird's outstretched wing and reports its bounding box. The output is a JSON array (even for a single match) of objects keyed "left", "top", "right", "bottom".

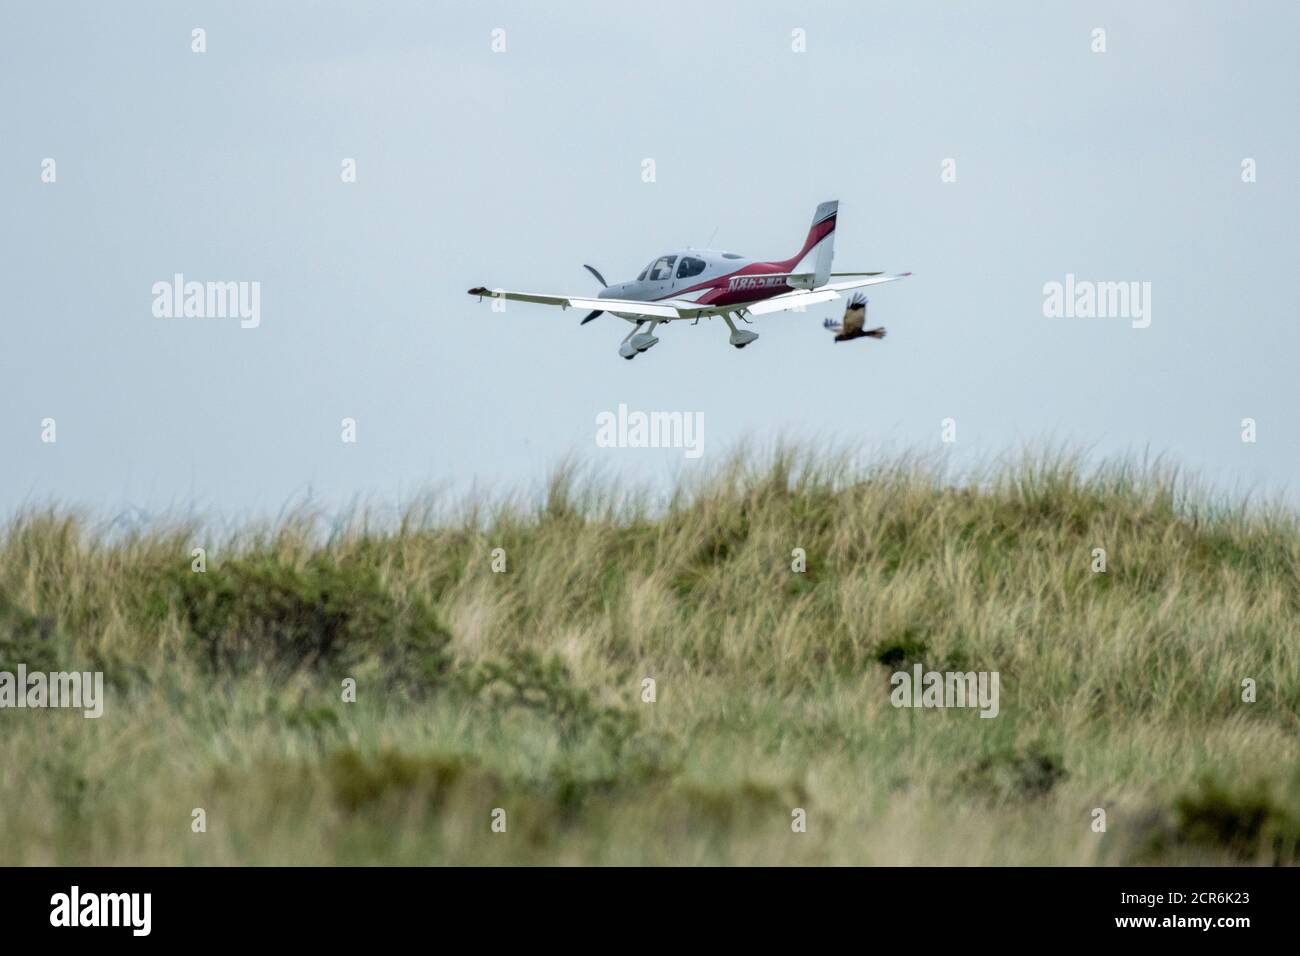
[{"left": 842, "top": 294, "right": 867, "bottom": 335}]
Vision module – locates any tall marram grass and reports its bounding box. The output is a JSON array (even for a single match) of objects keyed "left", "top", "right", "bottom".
[{"left": 1, "top": 445, "right": 1298, "bottom": 865}]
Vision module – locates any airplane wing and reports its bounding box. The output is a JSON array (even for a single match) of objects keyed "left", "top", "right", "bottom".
[
  {"left": 468, "top": 287, "right": 682, "bottom": 319},
  {"left": 823, "top": 272, "right": 912, "bottom": 293},
  {"left": 732, "top": 270, "right": 887, "bottom": 285},
  {"left": 468, "top": 271, "right": 911, "bottom": 321},
  {"left": 743, "top": 289, "right": 843, "bottom": 316},
  {"left": 730, "top": 273, "right": 911, "bottom": 317}
]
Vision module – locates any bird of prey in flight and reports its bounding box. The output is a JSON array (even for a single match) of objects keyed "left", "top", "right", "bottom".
[{"left": 823, "top": 293, "right": 887, "bottom": 343}]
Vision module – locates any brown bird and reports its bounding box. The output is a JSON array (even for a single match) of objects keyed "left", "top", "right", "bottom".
[{"left": 823, "top": 293, "right": 886, "bottom": 343}]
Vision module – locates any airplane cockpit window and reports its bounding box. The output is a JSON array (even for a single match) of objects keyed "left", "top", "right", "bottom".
[
  {"left": 722, "top": 252, "right": 743, "bottom": 259},
  {"left": 648, "top": 255, "right": 677, "bottom": 281},
  {"left": 638, "top": 269, "right": 648, "bottom": 281},
  {"left": 677, "top": 256, "right": 706, "bottom": 279}
]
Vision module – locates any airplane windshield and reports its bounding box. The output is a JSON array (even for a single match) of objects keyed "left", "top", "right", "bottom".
[{"left": 647, "top": 255, "right": 677, "bottom": 281}]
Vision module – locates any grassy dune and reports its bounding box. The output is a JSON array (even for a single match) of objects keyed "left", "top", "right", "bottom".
[{"left": 2, "top": 447, "right": 1298, "bottom": 865}]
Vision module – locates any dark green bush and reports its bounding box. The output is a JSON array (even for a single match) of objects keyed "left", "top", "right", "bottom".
[
  {"left": 1174, "top": 776, "right": 1300, "bottom": 863},
  {"left": 960, "top": 743, "right": 1066, "bottom": 800},
  {"left": 0, "top": 591, "right": 61, "bottom": 673},
  {"left": 462, "top": 648, "right": 638, "bottom": 749},
  {"left": 327, "top": 749, "right": 475, "bottom": 813},
  {"left": 163, "top": 554, "right": 451, "bottom": 690}
]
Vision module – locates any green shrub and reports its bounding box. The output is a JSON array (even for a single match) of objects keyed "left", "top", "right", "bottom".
[
  {"left": 1173, "top": 776, "right": 1300, "bottom": 863},
  {"left": 0, "top": 591, "right": 61, "bottom": 673},
  {"left": 462, "top": 649, "right": 638, "bottom": 749},
  {"left": 163, "top": 554, "right": 451, "bottom": 690},
  {"left": 327, "top": 749, "right": 475, "bottom": 813},
  {"left": 959, "top": 743, "right": 1066, "bottom": 801}
]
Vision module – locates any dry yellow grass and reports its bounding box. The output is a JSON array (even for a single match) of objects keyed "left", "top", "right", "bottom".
[{"left": 1, "top": 445, "right": 1297, "bottom": 864}]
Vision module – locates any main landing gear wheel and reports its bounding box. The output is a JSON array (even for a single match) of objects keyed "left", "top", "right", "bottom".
[
  {"left": 619, "top": 323, "right": 660, "bottom": 360},
  {"left": 721, "top": 312, "right": 758, "bottom": 350}
]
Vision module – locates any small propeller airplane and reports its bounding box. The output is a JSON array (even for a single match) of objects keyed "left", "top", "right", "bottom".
[{"left": 468, "top": 200, "right": 910, "bottom": 360}]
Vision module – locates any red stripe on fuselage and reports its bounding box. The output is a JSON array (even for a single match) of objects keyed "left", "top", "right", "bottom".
[{"left": 648, "top": 214, "right": 836, "bottom": 308}]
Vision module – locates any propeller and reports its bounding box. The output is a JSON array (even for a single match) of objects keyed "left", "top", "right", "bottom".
[{"left": 581, "top": 264, "right": 607, "bottom": 324}]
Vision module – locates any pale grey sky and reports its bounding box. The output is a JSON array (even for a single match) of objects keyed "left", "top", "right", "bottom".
[{"left": 2, "top": 1, "right": 1298, "bottom": 520}]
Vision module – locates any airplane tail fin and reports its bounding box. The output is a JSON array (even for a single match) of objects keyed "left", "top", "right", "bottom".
[{"left": 789, "top": 200, "right": 837, "bottom": 287}]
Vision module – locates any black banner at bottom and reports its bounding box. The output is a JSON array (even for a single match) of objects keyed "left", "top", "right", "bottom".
[{"left": 0, "top": 866, "right": 1285, "bottom": 942}]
